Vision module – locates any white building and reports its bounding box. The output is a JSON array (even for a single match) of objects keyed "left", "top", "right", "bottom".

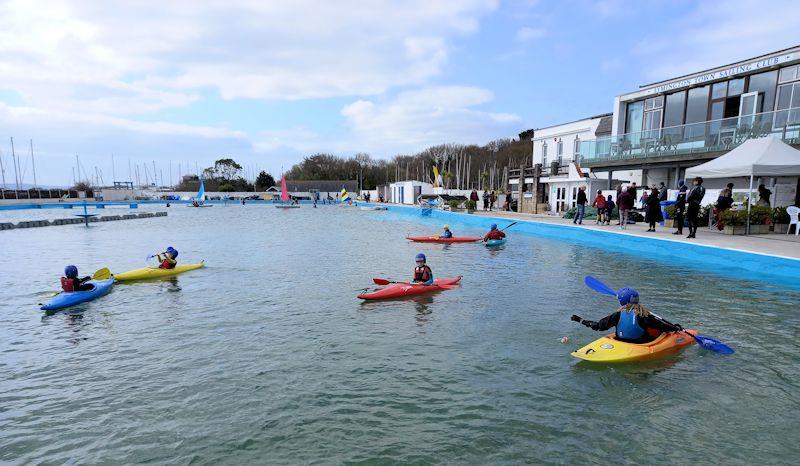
[{"left": 389, "top": 180, "right": 434, "bottom": 204}]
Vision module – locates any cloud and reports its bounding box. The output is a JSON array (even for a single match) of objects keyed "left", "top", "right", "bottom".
[
  {"left": 631, "top": 0, "right": 800, "bottom": 81},
  {"left": 341, "top": 86, "right": 521, "bottom": 154},
  {"left": 515, "top": 26, "right": 545, "bottom": 42}
]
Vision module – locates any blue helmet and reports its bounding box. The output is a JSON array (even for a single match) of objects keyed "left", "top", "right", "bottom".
[
  {"left": 166, "top": 246, "right": 178, "bottom": 258},
  {"left": 490, "top": 223, "right": 498, "bottom": 230},
  {"left": 65, "top": 265, "right": 78, "bottom": 278},
  {"left": 617, "top": 287, "right": 640, "bottom": 306},
  {"left": 415, "top": 253, "right": 426, "bottom": 262}
]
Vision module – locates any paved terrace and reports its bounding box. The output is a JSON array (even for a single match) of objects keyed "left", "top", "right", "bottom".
[{"left": 468, "top": 209, "right": 800, "bottom": 261}]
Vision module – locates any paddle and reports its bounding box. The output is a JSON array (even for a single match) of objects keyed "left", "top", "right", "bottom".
[
  {"left": 581, "top": 275, "right": 734, "bottom": 354},
  {"left": 501, "top": 221, "right": 518, "bottom": 231},
  {"left": 92, "top": 267, "right": 111, "bottom": 280},
  {"left": 372, "top": 278, "right": 458, "bottom": 289},
  {"left": 373, "top": 278, "right": 407, "bottom": 285}
]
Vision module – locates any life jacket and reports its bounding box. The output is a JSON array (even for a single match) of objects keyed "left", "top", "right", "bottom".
[
  {"left": 616, "top": 310, "right": 645, "bottom": 340},
  {"left": 414, "top": 265, "right": 432, "bottom": 282},
  {"left": 61, "top": 277, "right": 76, "bottom": 292},
  {"left": 443, "top": 230, "right": 452, "bottom": 238},
  {"left": 486, "top": 230, "right": 505, "bottom": 240},
  {"left": 160, "top": 259, "right": 176, "bottom": 269}
]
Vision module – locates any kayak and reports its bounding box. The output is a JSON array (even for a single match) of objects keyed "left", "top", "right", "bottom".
[
  {"left": 114, "top": 262, "right": 205, "bottom": 281},
  {"left": 358, "top": 276, "right": 462, "bottom": 300},
  {"left": 360, "top": 206, "right": 388, "bottom": 211},
  {"left": 406, "top": 235, "right": 482, "bottom": 243},
  {"left": 41, "top": 278, "right": 114, "bottom": 311},
  {"left": 571, "top": 330, "right": 698, "bottom": 363},
  {"left": 485, "top": 238, "right": 507, "bottom": 247}
]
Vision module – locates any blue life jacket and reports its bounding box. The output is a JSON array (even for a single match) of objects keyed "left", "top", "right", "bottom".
[
  {"left": 443, "top": 230, "right": 452, "bottom": 238},
  {"left": 616, "top": 310, "right": 645, "bottom": 340}
]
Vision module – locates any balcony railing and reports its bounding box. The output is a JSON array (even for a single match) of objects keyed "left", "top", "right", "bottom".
[{"left": 577, "top": 107, "right": 800, "bottom": 164}]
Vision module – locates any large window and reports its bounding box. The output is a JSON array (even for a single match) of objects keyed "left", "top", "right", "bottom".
[
  {"left": 556, "top": 140, "right": 563, "bottom": 164},
  {"left": 685, "top": 85, "right": 710, "bottom": 124},
  {"left": 573, "top": 136, "right": 580, "bottom": 156},
  {"left": 775, "top": 82, "right": 800, "bottom": 128},
  {"left": 663, "top": 91, "right": 686, "bottom": 128},
  {"left": 747, "top": 70, "right": 778, "bottom": 112},
  {"left": 625, "top": 101, "right": 644, "bottom": 134},
  {"left": 643, "top": 96, "right": 663, "bottom": 137},
  {"left": 779, "top": 64, "right": 799, "bottom": 84}
]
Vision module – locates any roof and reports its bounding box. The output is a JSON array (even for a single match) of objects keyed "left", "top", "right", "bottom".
[
  {"left": 529, "top": 113, "right": 613, "bottom": 134},
  {"left": 595, "top": 115, "right": 613, "bottom": 136}
]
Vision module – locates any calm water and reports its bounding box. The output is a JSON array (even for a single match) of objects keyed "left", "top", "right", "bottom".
[{"left": 1, "top": 204, "right": 798, "bottom": 464}]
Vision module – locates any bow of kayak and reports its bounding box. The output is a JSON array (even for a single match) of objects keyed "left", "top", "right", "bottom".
[
  {"left": 114, "top": 261, "right": 205, "bottom": 281},
  {"left": 571, "top": 330, "right": 697, "bottom": 363},
  {"left": 41, "top": 278, "right": 114, "bottom": 311},
  {"left": 407, "top": 236, "right": 482, "bottom": 243},
  {"left": 358, "top": 276, "right": 462, "bottom": 300},
  {"left": 485, "top": 238, "right": 507, "bottom": 247}
]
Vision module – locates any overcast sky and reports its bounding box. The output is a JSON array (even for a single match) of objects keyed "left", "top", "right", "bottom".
[{"left": 1, "top": 0, "right": 798, "bottom": 186}]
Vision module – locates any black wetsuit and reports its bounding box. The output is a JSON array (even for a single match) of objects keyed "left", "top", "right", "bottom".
[{"left": 580, "top": 312, "right": 681, "bottom": 344}]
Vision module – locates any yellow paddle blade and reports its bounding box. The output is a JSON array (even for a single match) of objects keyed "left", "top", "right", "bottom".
[
  {"left": 93, "top": 267, "right": 111, "bottom": 280},
  {"left": 432, "top": 235, "right": 440, "bottom": 240}
]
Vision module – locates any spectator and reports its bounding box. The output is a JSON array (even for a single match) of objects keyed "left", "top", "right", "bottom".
[
  {"left": 592, "top": 189, "right": 607, "bottom": 225},
  {"left": 505, "top": 190, "right": 512, "bottom": 211},
  {"left": 617, "top": 187, "right": 634, "bottom": 229},
  {"left": 757, "top": 184, "right": 772, "bottom": 207},
  {"left": 686, "top": 177, "right": 705, "bottom": 239},
  {"left": 470, "top": 189, "right": 479, "bottom": 205},
  {"left": 673, "top": 180, "right": 687, "bottom": 235},
  {"left": 489, "top": 191, "right": 496, "bottom": 211},
  {"left": 574, "top": 186, "right": 587, "bottom": 225},
  {"left": 645, "top": 186, "right": 663, "bottom": 232},
  {"left": 714, "top": 183, "right": 734, "bottom": 230},
  {"left": 604, "top": 195, "right": 615, "bottom": 226},
  {"left": 482, "top": 191, "right": 489, "bottom": 211},
  {"left": 658, "top": 182, "right": 668, "bottom": 203},
  {"left": 629, "top": 182, "right": 638, "bottom": 203}
]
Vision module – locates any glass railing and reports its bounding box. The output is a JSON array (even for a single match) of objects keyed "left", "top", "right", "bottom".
[{"left": 577, "top": 107, "right": 800, "bottom": 163}]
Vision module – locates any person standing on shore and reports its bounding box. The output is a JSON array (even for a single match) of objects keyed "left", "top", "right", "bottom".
[
  {"left": 686, "top": 177, "right": 705, "bottom": 239},
  {"left": 617, "top": 187, "right": 633, "bottom": 229},
  {"left": 592, "top": 190, "right": 607, "bottom": 225},
  {"left": 505, "top": 190, "right": 512, "bottom": 211},
  {"left": 470, "top": 189, "right": 479, "bottom": 207},
  {"left": 574, "top": 186, "right": 587, "bottom": 225},
  {"left": 658, "top": 182, "right": 668, "bottom": 203},
  {"left": 629, "top": 182, "right": 638, "bottom": 206},
  {"left": 605, "top": 195, "right": 615, "bottom": 226},
  {"left": 757, "top": 184, "right": 772, "bottom": 207},
  {"left": 482, "top": 191, "right": 489, "bottom": 211},
  {"left": 673, "top": 180, "right": 687, "bottom": 235},
  {"left": 615, "top": 185, "right": 623, "bottom": 225},
  {"left": 646, "top": 186, "right": 662, "bottom": 232},
  {"left": 714, "top": 183, "right": 734, "bottom": 230},
  {"left": 489, "top": 191, "right": 496, "bottom": 211}
]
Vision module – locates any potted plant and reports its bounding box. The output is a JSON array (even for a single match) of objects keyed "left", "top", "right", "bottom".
[
  {"left": 748, "top": 205, "right": 772, "bottom": 234},
  {"left": 466, "top": 199, "right": 477, "bottom": 214},
  {"left": 665, "top": 205, "right": 679, "bottom": 228},
  {"left": 448, "top": 199, "right": 463, "bottom": 212},
  {"left": 720, "top": 209, "right": 747, "bottom": 235},
  {"left": 771, "top": 206, "right": 790, "bottom": 233}
]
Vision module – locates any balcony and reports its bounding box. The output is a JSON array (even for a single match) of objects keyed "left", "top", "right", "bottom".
[{"left": 577, "top": 108, "right": 800, "bottom": 167}]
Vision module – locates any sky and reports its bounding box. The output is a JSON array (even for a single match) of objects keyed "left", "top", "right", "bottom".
[{"left": 0, "top": 0, "right": 799, "bottom": 186}]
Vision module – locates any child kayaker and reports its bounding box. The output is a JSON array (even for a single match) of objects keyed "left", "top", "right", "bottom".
[
  {"left": 412, "top": 253, "right": 434, "bottom": 285},
  {"left": 61, "top": 265, "right": 93, "bottom": 292},
  {"left": 570, "top": 288, "right": 682, "bottom": 343},
  {"left": 442, "top": 224, "right": 453, "bottom": 238},
  {"left": 157, "top": 247, "right": 179, "bottom": 269},
  {"left": 483, "top": 223, "right": 506, "bottom": 242}
]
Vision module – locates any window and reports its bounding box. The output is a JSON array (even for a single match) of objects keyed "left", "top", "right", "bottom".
[
  {"left": 747, "top": 70, "right": 778, "bottom": 112},
  {"left": 625, "top": 101, "right": 644, "bottom": 133},
  {"left": 774, "top": 82, "right": 800, "bottom": 128},
  {"left": 642, "top": 96, "right": 663, "bottom": 138},
  {"left": 779, "top": 65, "right": 799, "bottom": 84},
  {"left": 712, "top": 82, "right": 727, "bottom": 99},
  {"left": 542, "top": 142, "right": 548, "bottom": 166},
  {"left": 728, "top": 78, "right": 745, "bottom": 96},
  {"left": 557, "top": 140, "right": 563, "bottom": 164},
  {"left": 574, "top": 136, "right": 580, "bottom": 156},
  {"left": 685, "top": 85, "right": 710, "bottom": 124},
  {"left": 663, "top": 91, "right": 686, "bottom": 128}
]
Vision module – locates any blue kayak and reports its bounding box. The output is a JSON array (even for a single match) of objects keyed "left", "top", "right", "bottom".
[
  {"left": 41, "top": 278, "right": 114, "bottom": 311},
  {"left": 485, "top": 238, "right": 507, "bottom": 247}
]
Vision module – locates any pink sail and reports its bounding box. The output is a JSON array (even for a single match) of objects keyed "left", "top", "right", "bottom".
[{"left": 280, "top": 176, "right": 290, "bottom": 201}]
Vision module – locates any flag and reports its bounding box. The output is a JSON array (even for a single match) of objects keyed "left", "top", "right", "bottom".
[
  {"left": 340, "top": 187, "right": 350, "bottom": 201},
  {"left": 432, "top": 166, "right": 443, "bottom": 188}
]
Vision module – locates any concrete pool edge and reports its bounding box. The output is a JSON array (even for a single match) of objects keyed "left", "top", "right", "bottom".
[{"left": 370, "top": 203, "right": 800, "bottom": 288}]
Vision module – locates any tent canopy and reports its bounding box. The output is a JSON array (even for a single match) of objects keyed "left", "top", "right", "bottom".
[{"left": 685, "top": 136, "right": 800, "bottom": 178}]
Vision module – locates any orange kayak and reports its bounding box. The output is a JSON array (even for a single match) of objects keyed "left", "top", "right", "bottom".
[
  {"left": 571, "top": 330, "right": 698, "bottom": 363},
  {"left": 358, "top": 277, "right": 462, "bottom": 300},
  {"left": 406, "top": 236, "right": 482, "bottom": 243}
]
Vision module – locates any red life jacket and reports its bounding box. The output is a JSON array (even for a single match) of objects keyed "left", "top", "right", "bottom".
[
  {"left": 160, "top": 259, "right": 176, "bottom": 269},
  {"left": 485, "top": 230, "right": 506, "bottom": 240},
  {"left": 414, "top": 265, "right": 432, "bottom": 282},
  {"left": 61, "top": 277, "right": 76, "bottom": 292}
]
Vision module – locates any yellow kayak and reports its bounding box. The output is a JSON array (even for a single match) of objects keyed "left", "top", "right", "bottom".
[
  {"left": 571, "top": 330, "right": 697, "bottom": 363},
  {"left": 114, "top": 262, "right": 205, "bottom": 281}
]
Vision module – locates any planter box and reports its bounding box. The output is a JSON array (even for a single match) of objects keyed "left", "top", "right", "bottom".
[
  {"left": 466, "top": 209, "right": 475, "bottom": 214},
  {"left": 751, "top": 224, "right": 770, "bottom": 234},
  {"left": 723, "top": 225, "right": 747, "bottom": 235},
  {"left": 772, "top": 223, "right": 789, "bottom": 234}
]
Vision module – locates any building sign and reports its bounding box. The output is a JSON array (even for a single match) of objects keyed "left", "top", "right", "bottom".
[{"left": 623, "top": 51, "right": 799, "bottom": 100}]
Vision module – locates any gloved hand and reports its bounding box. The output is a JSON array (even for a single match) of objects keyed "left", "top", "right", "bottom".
[{"left": 570, "top": 315, "right": 582, "bottom": 323}]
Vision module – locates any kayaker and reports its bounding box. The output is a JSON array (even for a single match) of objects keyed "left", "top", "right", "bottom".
[
  {"left": 412, "top": 253, "right": 434, "bottom": 285},
  {"left": 571, "top": 288, "right": 682, "bottom": 343},
  {"left": 61, "top": 265, "right": 93, "bottom": 292},
  {"left": 483, "top": 223, "right": 506, "bottom": 242},
  {"left": 442, "top": 224, "right": 453, "bottom": 239},
  {"left": 157, "top": 247, "right": 179, "bottom": 269}
]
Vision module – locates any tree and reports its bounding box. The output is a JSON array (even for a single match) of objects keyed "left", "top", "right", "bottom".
[
  {"left": 255, "top": 171, "right": 276, "bottom": 190},
  {"left": 219, "top": 183, "right": 236, "bottom": 192},
  {"left": 209, "top": 158, "right": 242, "bottom": 181}
]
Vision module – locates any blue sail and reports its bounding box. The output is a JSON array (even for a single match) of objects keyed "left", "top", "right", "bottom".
[{"left": 196, "top": 175, "right": 205, "bottom": 203}]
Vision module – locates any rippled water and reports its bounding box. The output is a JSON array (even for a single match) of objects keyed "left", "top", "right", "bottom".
[{"left": 1, "top": 204, "right": 798, "bottom": 464}]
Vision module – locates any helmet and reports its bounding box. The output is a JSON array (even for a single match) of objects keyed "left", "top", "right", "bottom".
[
  {"left": 415, "top": 253, "right": 426, "bottom": 262},
  {"left": 166, "top": 246, "right": 178, "bottom": 258},
  {"left": 65, "top": 265, "right": 78, "bottom": 278},
  {"left": 443, "top": 224, "right": 450, "bottom": 229},
  {"left": 617, "top": 287, "right": 640, "bottom": 306},
  {"left": 490, "top": 223, "right": 497, "bottom": 230}
]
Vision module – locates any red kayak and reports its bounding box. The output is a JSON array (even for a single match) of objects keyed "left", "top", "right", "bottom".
[
  {"left": 358, "top": 277, "right": 462, "bottom": 300},
  {"left": 406, "top": 236, "right": 482, "bottom": 243}
]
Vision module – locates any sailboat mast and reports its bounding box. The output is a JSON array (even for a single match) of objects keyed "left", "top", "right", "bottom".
[
  {"left": 30, "top": 139, "right": 37, "bottom": 188},
  {"left": 10, "top": 137, "right": 20, "bottom": 191}
]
